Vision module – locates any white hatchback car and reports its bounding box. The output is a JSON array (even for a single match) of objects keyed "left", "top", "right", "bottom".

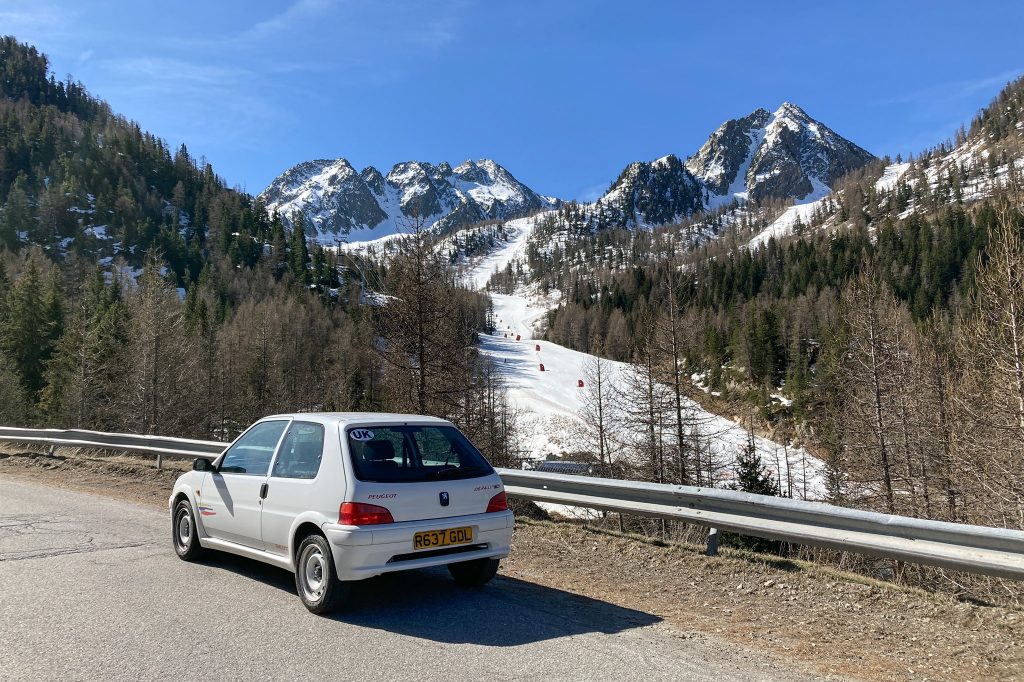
[{"left": 168, "top": 413, "right": 514, "bottom": 613}]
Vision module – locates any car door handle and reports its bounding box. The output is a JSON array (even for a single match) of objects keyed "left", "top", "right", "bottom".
[{"left": 259, "top": 483, "right": 269, "bottom": 499}]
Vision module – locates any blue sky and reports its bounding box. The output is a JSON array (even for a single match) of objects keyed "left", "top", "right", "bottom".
[{"left": 4, "top": 0, "right": 1022, "bottom": 200}]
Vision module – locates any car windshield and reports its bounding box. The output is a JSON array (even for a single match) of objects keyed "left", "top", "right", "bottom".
[{"left": 346, "top": 425, "right": 493, "bottom": 483}]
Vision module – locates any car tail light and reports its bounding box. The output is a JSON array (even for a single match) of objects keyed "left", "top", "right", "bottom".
[
  {"left": 339, "top": 502, "right": 394, "bottom": 525},
  {"left": 486, "top": 491, "right": 508, "bottom": 513}
]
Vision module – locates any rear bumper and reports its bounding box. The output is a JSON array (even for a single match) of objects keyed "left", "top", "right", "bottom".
[{"left": 322, "top": 510, "right": 514, "bottom": 581}]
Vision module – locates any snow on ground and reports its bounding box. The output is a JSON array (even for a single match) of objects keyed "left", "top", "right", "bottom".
[
  {"left": 747, "top": 178, "right": 831, "bottom": 249},
  {"left": 337, "top": 230, "right": 410, "bottom": 253},
  {"left": 463, "top": 215, "right": 538, "bottom": 289},
  {"left": 747, "top": 163, "right": 911, "bottom": 250},
  {"left": 465, "top": 214, "right": 824, "bottom": 498},
  {"left": 875, "top": 162, "right": 911, "bottom": 192}
]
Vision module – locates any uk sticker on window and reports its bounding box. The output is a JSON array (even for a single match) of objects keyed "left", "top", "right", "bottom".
[{"left": 350, "top": 429, "right": 374, "bottom": 441}]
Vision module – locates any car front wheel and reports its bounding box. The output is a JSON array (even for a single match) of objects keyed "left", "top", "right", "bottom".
[
  {"left": 172, "top": 499, "right": 204, "bottom": 561},
  {"left": 295, "top": 534, "right": 351, "bottom": 614},
  {"left": 448, "top": 557, "right": 500, "bottom": 587}
]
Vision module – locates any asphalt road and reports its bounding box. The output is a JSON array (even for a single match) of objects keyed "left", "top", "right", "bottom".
[{"left": 0, "top": 478, "right": 827, "bottom": 681}]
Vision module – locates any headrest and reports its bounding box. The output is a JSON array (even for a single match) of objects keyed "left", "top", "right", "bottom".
[
  {"left": 294, "top": 440, "right": 320, "bottom": 460},
  {"left": 365, "top": 440, "right": 395, "bottom": 461}
]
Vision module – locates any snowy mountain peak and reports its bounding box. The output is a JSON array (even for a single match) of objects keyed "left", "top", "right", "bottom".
[
  {"left": 774, "top": 101, "right": 807, "bottom": 117},
  {"left": 603, "top": 103, "right": 875, "bottom": 226},
  {"left": 359, "top": 166, "right": 386, "bottom": 195},
  {"left": 747, "top": 103, "right": 874, "bottom": 202},
  {"left": 259, "top": 156, "right": 555, "bottom": 242},
  {"left": 268, "top": 158, "right": 356, "bottom": 195},
  {"left": 453, "top": 158, "right": 503, "bottom": 183}
]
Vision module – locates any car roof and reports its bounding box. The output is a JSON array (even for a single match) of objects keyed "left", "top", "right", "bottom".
[{"left": 259, "top": 412, "right": 453, "bottom": 427}]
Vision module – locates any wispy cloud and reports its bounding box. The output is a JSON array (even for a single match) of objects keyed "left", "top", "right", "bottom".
[
  {"left": 101, "top": 57, "right": 252, "bottom": 86},
  {"left": 3, "top": 0, "right": 476, "bottom": 182},
  {"left": 866, "top": 69, "right": 1023, "bottom": 158},
  {"left": 156, "top": 0, "right": 469, "bottom": 87},
  {"left": 240, "top": 0, "right": 341, "bottom": 43},
  {"left": 872, "top": 69, "right": 1022, "bottom": 108},
  {"left": 88, "top": 56, "right": 280, "bottom": 151},
  {"left": 1, "top": 0, "right": 86, "bottom": 58},
  {"left": 414, "top": 16, "right": 459, "bottom": 49}
]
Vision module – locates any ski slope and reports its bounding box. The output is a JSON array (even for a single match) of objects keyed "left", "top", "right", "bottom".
[{"left": 467, "top": 215, "right": 824, "bottom": 498}]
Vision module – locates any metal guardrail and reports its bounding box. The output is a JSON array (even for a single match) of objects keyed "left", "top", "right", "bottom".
[
  {"left": 0, "top": 426, "right": 225, "bottom": 467},
  {"left": 1, "top": 426, "right": 1022, "bottom": 580},
  {"left": 498, "top": 469, "right": 1024, "bottom": 580}
]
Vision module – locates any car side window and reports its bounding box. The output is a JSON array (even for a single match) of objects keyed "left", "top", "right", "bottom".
[
  {"left": 271, "top": 421, "right": 325, "bottom": 479},
  {"left": 219, "top": 420, "right": 288, "bottom": 476}
]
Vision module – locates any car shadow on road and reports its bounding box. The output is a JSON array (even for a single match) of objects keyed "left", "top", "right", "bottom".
[
  {"left": 339, "top": 568, "right": 662, "bottom": 646},
  {"left": 196, "top": 553, "right": 661, "bottom": 646}
]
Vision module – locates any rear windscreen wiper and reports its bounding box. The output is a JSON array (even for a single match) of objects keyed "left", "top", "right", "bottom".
[{"left": 434, "top": 465, "right": 482, "bottom": 479}]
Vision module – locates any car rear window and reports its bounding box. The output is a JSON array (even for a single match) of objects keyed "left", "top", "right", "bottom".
[{"left": 346, "top": 425, "right": 493, "bottom": 483}]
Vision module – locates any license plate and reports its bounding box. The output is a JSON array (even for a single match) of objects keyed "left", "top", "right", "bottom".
[{"left": 413, "top": 526, "right": 473, "bottom": 550}]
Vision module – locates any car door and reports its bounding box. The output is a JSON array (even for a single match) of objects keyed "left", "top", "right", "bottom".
[
  {"left": 260, "top": 421, "right": 327, "bottom": 556},
  {"left": 200, "top": 419, "right": 290, "bottom": 550}
]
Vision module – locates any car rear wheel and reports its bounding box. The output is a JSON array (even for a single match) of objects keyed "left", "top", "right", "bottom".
[
  {"left": 172, "top": 500, "right": 204, "bottom": 561},
  {"left": 295, "top": 534, "right": 350, "bottom": 614},
  {"left": 448, "top": 557, "right": 500, "bottom": 587}
]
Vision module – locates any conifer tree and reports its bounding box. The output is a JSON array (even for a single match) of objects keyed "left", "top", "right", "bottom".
[
  {"left": 733, "top": 430, "right": 780, "bottom": 497},
  {"left": 1, "top": 256, "right": 45, "bottom": 395},
  {"left": 41, "top": 265, "right": 64, "bottom": 357},
  {"left": 40, "top": 267, "right": 126, "bottom": 427},
  {"left": 725, "top": 425, "right": 783, "bottom": 554},
  {"left": 0, "top": 352, "right": 31, "bottom": 423},
  {"left": 289, "top": 210, "right": 311, "bottom": 284},
  {"left": 2, "top": 173, "right": 33, "bottom": 249},
  {"left": 269, "top": 211, "right": 289, "bottom": 279}
]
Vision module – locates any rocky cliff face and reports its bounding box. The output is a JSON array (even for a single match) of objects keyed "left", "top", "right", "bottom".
[
  {"left": 601, "top": 155, "right": 704, "bottom": 227},
  {"left": 600, "top": 103, "right": 875, "bottom": 226},
  {"left": 259, "top": 157, "right": 555, "bottom": 242}
]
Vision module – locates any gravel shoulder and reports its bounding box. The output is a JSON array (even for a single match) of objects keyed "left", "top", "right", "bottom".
[{"left": 1, "top": 448, "right": 1021, "bottom": 681}]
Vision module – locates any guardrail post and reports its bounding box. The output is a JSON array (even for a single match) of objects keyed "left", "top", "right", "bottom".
[
  {"left": 705, "top": 527, "right": 719, "bottom": 556},
  {"left": 156, "top": 453, "right": 163, "bottom": 470}
]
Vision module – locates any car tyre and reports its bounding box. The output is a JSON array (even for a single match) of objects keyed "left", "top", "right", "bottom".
[
  {"left": 172, "top": 499, "right": 205, "bottom": 561},
  {"left": 448, "top": 557, "right": 500, "bottom": 587},
  {"left": 295, "top": 534, "right": 350, "bottom": 614}
]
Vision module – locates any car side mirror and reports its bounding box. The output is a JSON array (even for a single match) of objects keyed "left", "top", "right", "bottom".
[{"left": 193, "top": 457, "right": 215, "bottom": 472}]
